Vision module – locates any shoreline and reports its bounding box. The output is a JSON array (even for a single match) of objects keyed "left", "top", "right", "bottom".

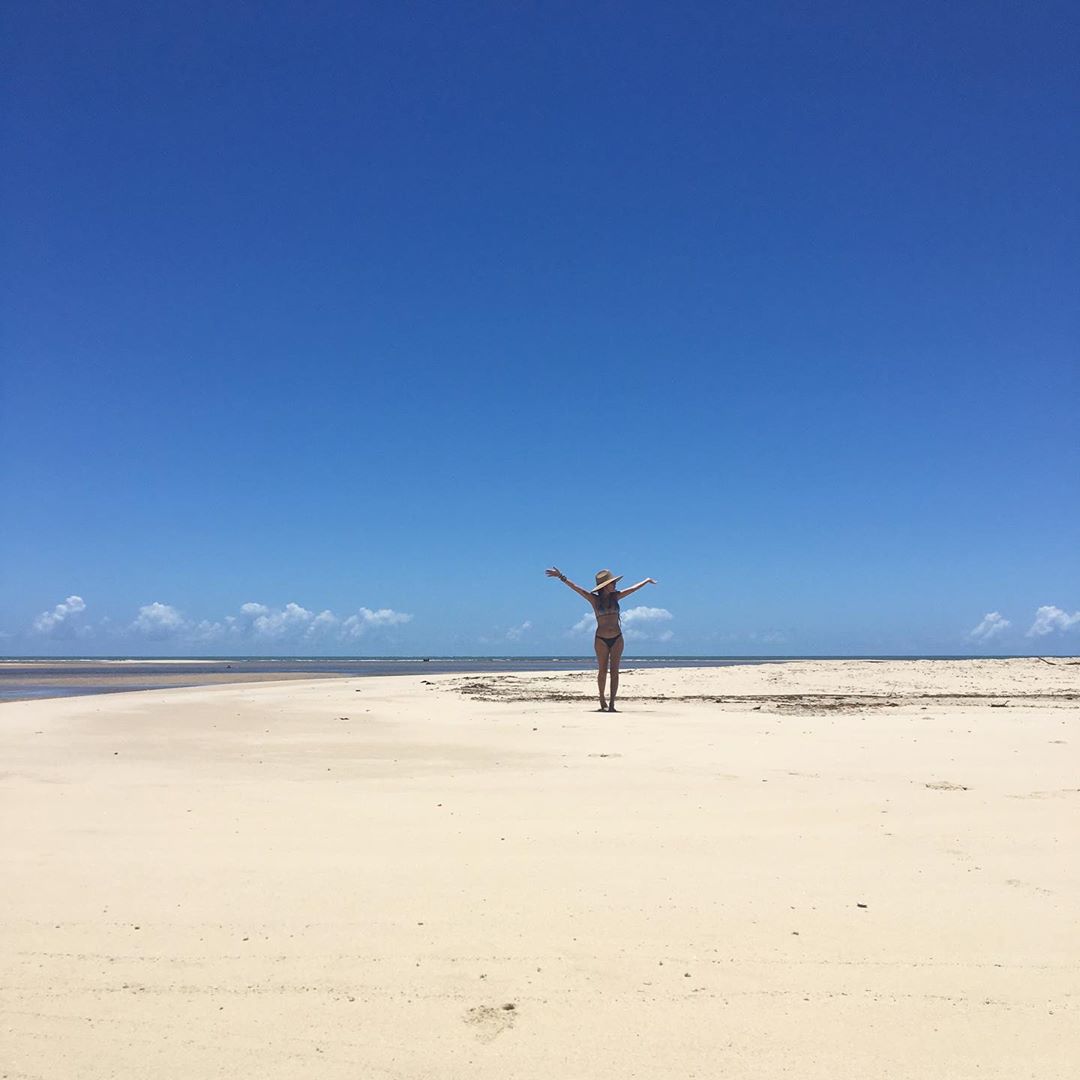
[
  {"left": 0, "top": 656, "right": 786, "bottom": 705},
  {"left": 2, "top": 654, "right": 1075, "bottom": 705}
]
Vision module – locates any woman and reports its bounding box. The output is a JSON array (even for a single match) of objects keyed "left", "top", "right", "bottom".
[{"left": 546, "top": 567, "right": 658, "bottom": 711}]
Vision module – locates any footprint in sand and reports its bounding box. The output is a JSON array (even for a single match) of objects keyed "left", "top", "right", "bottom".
[
  {"left": 464, "top": 1003, "right": 517, "bottom": 1042},
  {"left": 925, "top": 780, "right": 968, "bottom": 791}
]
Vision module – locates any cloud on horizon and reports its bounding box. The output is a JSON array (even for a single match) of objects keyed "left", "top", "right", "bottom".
[
  {"left": 131, "top": 602, "right": 186, "bottom": 639},
  {"left": 32, "top": 595, "right": 89, "bottom": 637},
  {"left": 246, "top": 602, "right": 333, "bottom": 639},
  {"left": 622, "top": 606, "right": 674, "bottom": 642},
  {"left": 506, "top": 620, "right": 532, "bottom": 641},
  {"left": 569, "top": 605, "right": 674, "bottom": 642},
  {"left": 119, "top": 599, "right": 413, "bottom": 645},
  {"left": 342, "top": 607, "right": 413, "bottom": 636},
  {"left": 621, "top": 606, "right": 673, "bottom": 626},
  {"left": 1026, "top": 605, "right": 1080, "bottom": 637},
  {"left": 970, "top": 611, "right": 1010, "bottom": 641}
]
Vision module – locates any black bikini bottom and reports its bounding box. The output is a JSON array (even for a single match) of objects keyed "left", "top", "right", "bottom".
[{"left": 595, "top": 633, "right": 623, "bottom": 649}]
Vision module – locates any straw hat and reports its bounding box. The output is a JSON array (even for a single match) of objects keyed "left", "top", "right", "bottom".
[{"left": 591, "top": 569, "right": 623, "bottom": 593}]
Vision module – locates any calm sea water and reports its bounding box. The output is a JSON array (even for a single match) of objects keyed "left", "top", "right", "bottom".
[{"left": 0, "top": 655, "right": 1020, "bottom": 703}]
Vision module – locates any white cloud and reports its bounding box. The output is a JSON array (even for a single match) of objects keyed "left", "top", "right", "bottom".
[
  {"left": 506, "top": 620, "right": 532, "bottom": 641},
  {"left": 248, "top": 601, "right": 317, "bottom": 638},
  {"left": 970, "top": 612, "right": 1010, "bottom": 641},
  {"left": 27, "top": 594, "right": 412, "bottom": 648},
  {"left": 622, "top": 606, "right": 675, "bottom": 643},
  {"left": 621, "top": 606, "right": 673, "bottom": 625},
  {"left": 32, "top": 595, "right": 88, "bottom": 637},
  {"left": 310, "top": 610, "right": 339, "bottom": 634},
  {"left": 196, "top": 600, "right": 411, "bottom": 643},
  {"left": 362, "top": 607, "right": 411, "bottom": 627},
  {"left": 341, "top": 607, "right": 413, "bottom": 637},
  {"left": 131, "top": 602, "right": 186, "bottom": 639},
  {"left": 568, "top": 605, "right": 675, "bottom": 642},
  {"left": 191, "top": 619, "right": 228, "bottom": 643},
  {"left": 1026, "top": 605, "right": 1080, "bottom": 637},
  {"left": 230, "top": 601, "right": 340, "bottom": 640}
]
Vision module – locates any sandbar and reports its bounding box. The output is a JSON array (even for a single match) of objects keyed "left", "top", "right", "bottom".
[{"left": 2, "top": 659, "right": 1077, "bottom": 1078}]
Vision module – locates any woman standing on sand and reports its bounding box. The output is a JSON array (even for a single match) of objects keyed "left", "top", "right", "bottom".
[{"left": 546, "top": 567, "right": 658, "bottom": 712}]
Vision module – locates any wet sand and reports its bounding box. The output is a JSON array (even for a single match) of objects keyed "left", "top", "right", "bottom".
[{"left": 0, "top": 661, "right": 344, "bottom": 701}]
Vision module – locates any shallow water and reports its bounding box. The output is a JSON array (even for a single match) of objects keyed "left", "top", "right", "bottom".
[
  {"left": 0, "top": 654, "right": 1026, "bottom": 703},
  {"left": 0, "top": 655, "right": 780, "bottom": 702}
]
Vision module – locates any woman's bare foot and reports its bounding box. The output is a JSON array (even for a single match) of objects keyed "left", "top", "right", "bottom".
[
  {"left": 598, "top": 700, "right": 608, "bottom": 711},
  {"left": 608, "top": 702, "right": 618, "bottom": 712}
]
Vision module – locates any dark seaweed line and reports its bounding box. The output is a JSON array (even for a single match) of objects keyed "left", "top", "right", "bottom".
[{"left": 452, "top": 689, "right": 1079, "bottom": 705}]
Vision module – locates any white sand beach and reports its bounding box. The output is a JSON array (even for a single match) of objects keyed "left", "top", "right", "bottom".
[{"left": 2, "top": 659, "right": 1077, "bottom": 1078}]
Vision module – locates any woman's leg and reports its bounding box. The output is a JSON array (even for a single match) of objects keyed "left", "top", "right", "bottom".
[
  {"left": 607, "top": 635, "right": 625, "bottom": 711},
  {"left": 594, "top": 637, "right": 610, "bottom": 710}
]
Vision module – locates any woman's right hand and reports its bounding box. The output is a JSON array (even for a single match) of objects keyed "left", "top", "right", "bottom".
[{"left": 546, "top": 566, "right": 563, "bottom": 578}]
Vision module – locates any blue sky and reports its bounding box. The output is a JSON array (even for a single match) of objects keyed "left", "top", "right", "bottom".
[{"left": 2, "top": 2, "right": 1077, "bottom": 657}]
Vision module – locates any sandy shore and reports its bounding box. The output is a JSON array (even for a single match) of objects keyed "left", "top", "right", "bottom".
[{"left": 2, "top": 659, "right": 1077, "bottom": 1078}]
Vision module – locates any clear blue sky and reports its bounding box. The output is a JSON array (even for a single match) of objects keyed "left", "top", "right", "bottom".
[{"left": 2, "top": 2, "right": 1077, "bottom": 656}]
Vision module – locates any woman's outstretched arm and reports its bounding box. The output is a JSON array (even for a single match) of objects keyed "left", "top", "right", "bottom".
[
  {"left": 546, "top": 566, "right": 595, "bottom": 602},
  {"left": 615, "top": 578, "right": 657, "bottom": 601}
]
